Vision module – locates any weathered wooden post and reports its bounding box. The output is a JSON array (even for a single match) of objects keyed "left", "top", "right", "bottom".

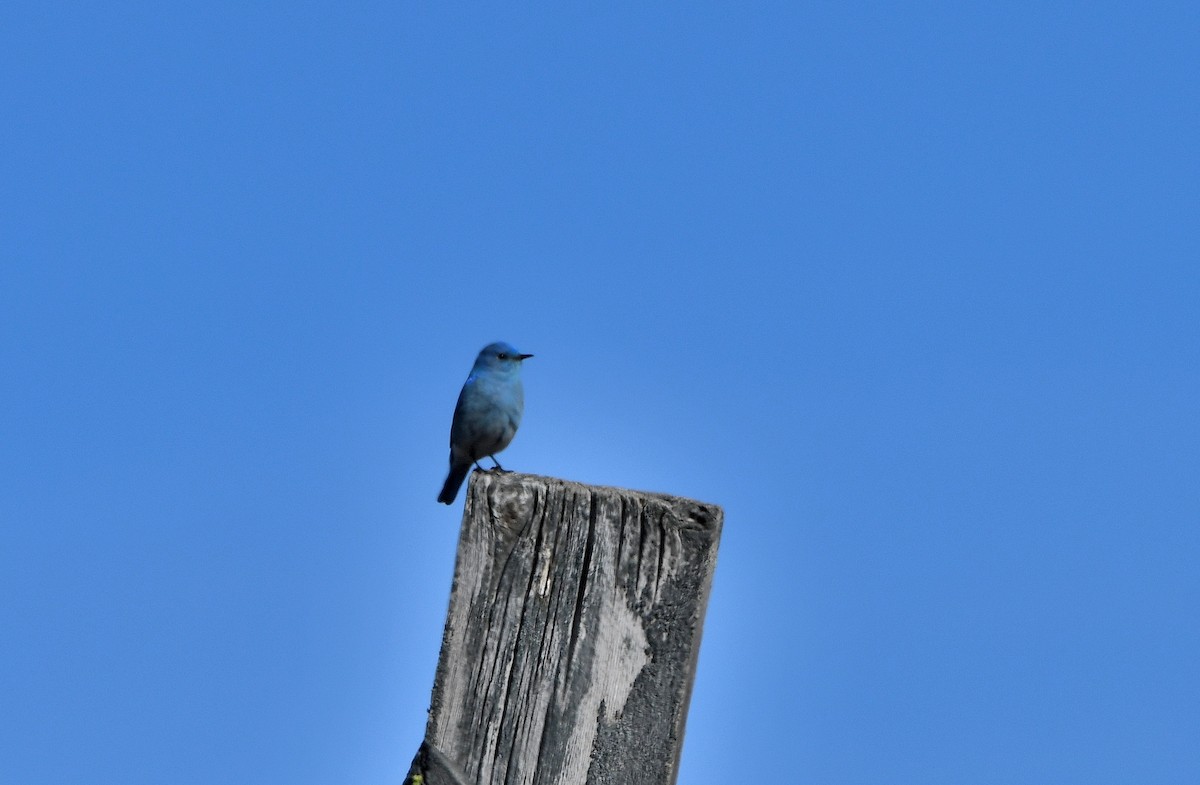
[{"left": 405, "top": 471, "right": 723, "bottom": 785}]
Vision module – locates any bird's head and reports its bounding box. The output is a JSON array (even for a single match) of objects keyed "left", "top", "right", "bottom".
[{"left": 473, "top": 341, "right": 533, "bottom": 372}]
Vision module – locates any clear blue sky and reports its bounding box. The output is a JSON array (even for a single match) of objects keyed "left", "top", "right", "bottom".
[{"left": 2, "top": 3, "right": 1197, "bottom": 784}]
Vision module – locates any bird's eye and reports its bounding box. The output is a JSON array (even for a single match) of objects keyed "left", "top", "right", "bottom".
[{"left": 497, "top": 352, "right": 508, "bottom": 359}]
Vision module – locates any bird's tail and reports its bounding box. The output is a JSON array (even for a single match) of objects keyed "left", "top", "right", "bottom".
[{"left": 438, "top": 462, "right": 472, "bottom": 504}]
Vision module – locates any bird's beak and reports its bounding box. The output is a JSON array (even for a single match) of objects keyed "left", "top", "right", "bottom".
[{"left": 518, "top": 353, "right": 534, "bottom": 361}]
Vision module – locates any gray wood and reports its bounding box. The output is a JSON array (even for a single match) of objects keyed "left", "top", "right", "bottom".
[
  {"left": 403, "top": 740, "right": 472, "bottom": 785},
  {"left": 421, "top": 471, "right": 722, "bottom": 785}
]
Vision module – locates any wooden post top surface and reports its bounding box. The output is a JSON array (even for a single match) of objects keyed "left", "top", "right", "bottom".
[{"left": 465, "top": 469, "right": 722, "bottom": 535}]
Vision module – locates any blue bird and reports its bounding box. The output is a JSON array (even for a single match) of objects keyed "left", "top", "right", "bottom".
[{"left": 438, "top": 342, "right": 533, "bottom": 504}]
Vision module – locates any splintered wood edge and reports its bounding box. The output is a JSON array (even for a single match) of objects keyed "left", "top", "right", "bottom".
[{"left": 469, "top": 470, "right": 723, "bottom": 534}]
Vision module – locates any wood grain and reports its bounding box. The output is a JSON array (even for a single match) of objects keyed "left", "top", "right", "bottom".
[{"left": 420, "top": 471, "right": 722, "bottom": 785}]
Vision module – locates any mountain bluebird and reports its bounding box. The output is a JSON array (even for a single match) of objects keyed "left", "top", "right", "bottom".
[{"left": 437, "top": 342, "right": 533, "bottom": 504}]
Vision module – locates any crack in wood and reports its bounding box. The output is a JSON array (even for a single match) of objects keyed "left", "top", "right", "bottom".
[{"left": 563, "top": 492, "right": 597, "bottom": 685}]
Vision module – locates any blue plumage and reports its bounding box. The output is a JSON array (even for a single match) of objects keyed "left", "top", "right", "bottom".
[{"left": 437, "top": 342, "right": 533, "bottom": 504}]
